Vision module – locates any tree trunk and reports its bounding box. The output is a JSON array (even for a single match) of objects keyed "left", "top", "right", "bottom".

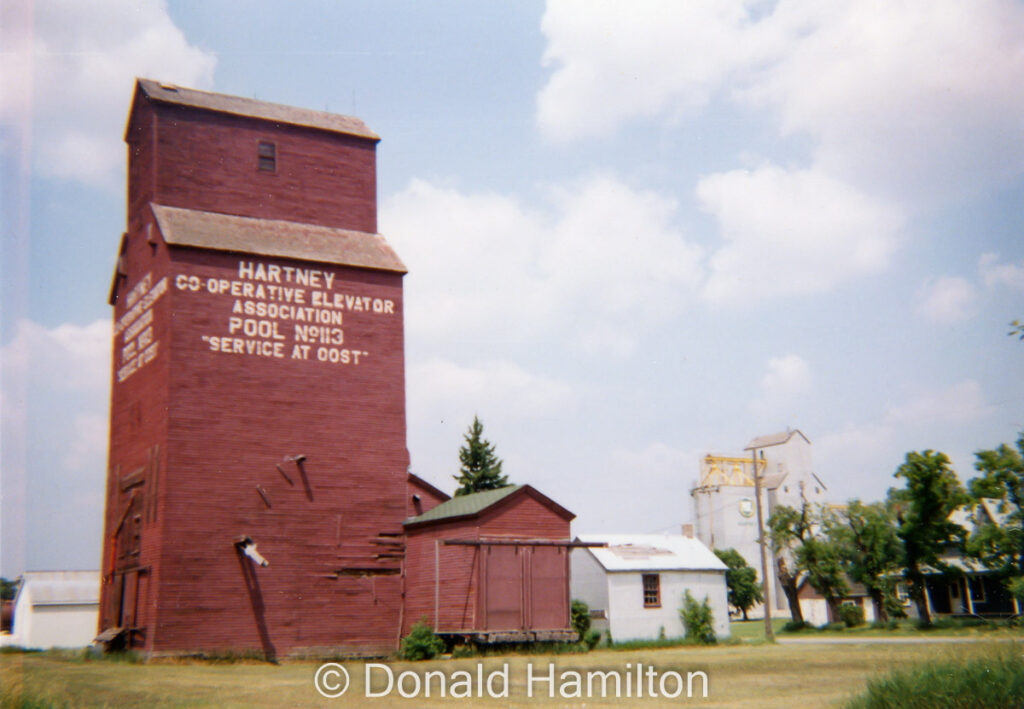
[
  {"left": 776, "top": 557, "right": 804, "bottom": 624},
  {"left": 826, "top": 597, "right": 842, "bottom": 624},
  {"left": 742, "top": 608, "right": 749, "bottom": 621},
  {"left": 868, "top": 587, "right": 888, "bottom": 623},
  {"left": 908, "top": 573, "right": 931, "bottom": 626}
]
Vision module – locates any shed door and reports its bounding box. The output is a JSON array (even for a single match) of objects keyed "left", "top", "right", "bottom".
[
  {"left": 529, "top": 546, "right": 568, "bottom": 630},
  {"left": 483, "top": 545, "right": 523, "bottom": 631}
]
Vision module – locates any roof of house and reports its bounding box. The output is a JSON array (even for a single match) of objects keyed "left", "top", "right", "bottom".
[
  {"left": 576, "top": 534, "right": 728, "bottom": 573},
  {"left": 744, "top": 429, "right": 811, "bottom": 450},
  {"left": 404, "top": 484, "right": 574, "bottom": 528},
  {"left": 134, "top": 78, "right": 379, "bottom": 141},
  {"left": 16, "top": 571, "right": 100, "bottom": 606},
  {"left": 407, "top": 473, "right": 451, "bottom": 503},
  {"left": 152, "top": 204, "right": 406, "bottom": 273}
]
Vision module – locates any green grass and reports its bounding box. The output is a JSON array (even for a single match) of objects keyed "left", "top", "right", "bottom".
[
  {"left": 845, "top": 647, "right": 1024, "bottom": 708},
  {"left": 730, "top": 616, "right": 1024, "bottom": 642},
  {"left": 4, "top": 642, "right": 1013, "bottom": 707}
]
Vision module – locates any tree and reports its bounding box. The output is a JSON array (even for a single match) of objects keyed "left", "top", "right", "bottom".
[
  {"left": 714, "top": 548, "right": 763, "bottom": 621},
  {"left": 889, "top": 450, "right": 968, "bottom": 626},
  {"left": 829, "top": 500, "right": 904, "bottom": 622},
  {"left": 452, "top": 416, "right": 510, "bottom": 496},
  {"left": 796, "top": 529, "right": 849, "bottom": 624},
  {"left": 768, "top": 502, "right": 812, "bottom": 624},
  {"left": 965, "top": 432, "right": 1024, "bottom": 594}
]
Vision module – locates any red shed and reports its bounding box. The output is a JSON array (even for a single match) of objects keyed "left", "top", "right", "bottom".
[
  {"left": 403, "top": 485, "right": 577, "bottom": 643},
  {"left": 101, "top": 80, "right": 409, "bottom": 657}
]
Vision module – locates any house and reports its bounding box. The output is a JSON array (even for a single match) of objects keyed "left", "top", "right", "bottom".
[
  {"left": 8, "top": 572, "right": 100, "bottom": 648},
  {"left": 909, "top": 499, "right": 1021, "bottom": 619},
  {"left": 571, "top": 534, "right": 730, "bottom": 642},
  {"left": 797, "top": 577, "right": 877, "bottom": 626},
  {"left": 403, "top": 484, "right": 577, "bottom": 644}
]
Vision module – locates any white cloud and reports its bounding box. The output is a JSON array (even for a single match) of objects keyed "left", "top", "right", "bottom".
[
  {"left": 1, "top": 319, "right": 111, "bottom": 575},
  {"left": 408, "top": 358, "right": 575, "bottom": 424},
  {"left": 979, "top": 253, "right": 1024, "bottom": 291},
  {"left": 697, "top": 164, "right": 903, "bottom": 303},
  {"left": 916, "top": 276, "right": 978, "bottom": 323},
  {"left": 538, "top": 0, "right": 1024, "bottom": 202},
  {"left": 1, "top": 0, "right": 216, "bottom": 186},
  {"left": 749, "top": 353, "right": 813, "bottom": 420},
  {"left": 537, "top": 1, "right": 752, "bottom": 141},
  {"left": 382, "top": 174, "right": 703, "bottom": 355},
  {"left": 1, "top": 319, "right": 111, "bottom": 394},
  {"left": 884, "top": 380, "right": 988, "bottom": 427}
]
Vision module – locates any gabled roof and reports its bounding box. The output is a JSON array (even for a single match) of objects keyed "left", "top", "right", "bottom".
[
  {"left": 152, "top": 204, "right": 406, "bottom": 273},
  {"left": 133, "top": 78, "right": 379, "bottom": 141},
  {"left": 16, "top": 571, "right": 100, "bottom": 606},
  {"left": 576, "top": 534, "right": 727, "bottom": 573},
  {"left": 404, "top": 484, "right": 574, "bottom": 528},
  {"left": 744, "top": 429, "right": 811, "bottom": 450},
  {"left": 407, "top": 473, "right": 451, "bottom": 503}
]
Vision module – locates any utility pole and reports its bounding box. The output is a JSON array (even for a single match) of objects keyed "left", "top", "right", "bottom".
[{"left": 752, "top": 448, "right": 774, "bottom": 641}]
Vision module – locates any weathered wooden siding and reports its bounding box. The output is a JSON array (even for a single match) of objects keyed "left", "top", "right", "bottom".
[
  {"left": 102, "top": 84, "right": 407, "bottom": 656},
  {"left": 403, "top": 490, "right": 573, "bottom": 636},
  {"left": 150, "top": 104, "right": 377, "bottom": 233}
]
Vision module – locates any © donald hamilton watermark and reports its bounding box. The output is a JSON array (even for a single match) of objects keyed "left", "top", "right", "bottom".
[{"left": 314, "top": 660, "right": 709, "bottom": 700}]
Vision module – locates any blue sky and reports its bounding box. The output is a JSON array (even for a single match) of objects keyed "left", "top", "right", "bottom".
[{"left": 2, "top": 0, "right": 1023, "bottom": 577}]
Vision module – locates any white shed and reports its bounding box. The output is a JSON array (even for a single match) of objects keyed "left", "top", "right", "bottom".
[
  {"left": 571, "top": 534, "right": 730, "bottom": 642},
  {"left": 8, "top": 571, "right": 100, "bottom": 649}
]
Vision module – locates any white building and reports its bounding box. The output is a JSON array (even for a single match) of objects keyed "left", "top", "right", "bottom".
[
  {"left": 7, "top": 571, "right": 100, "bottom": 649},
  {"left": 571, "top": 534, "right": 730, "bottom": 642},
  {"left": 690, "top": 429, "right": 828, "bottom": 614}
]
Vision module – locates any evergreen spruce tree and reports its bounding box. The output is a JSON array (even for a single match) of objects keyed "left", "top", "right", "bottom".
[{"left": 453, "top": 416, "right": 510, "bottom": 496}]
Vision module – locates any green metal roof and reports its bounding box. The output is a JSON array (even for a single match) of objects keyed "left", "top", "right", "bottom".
[{"left": 405, "top": 485, "right": 523, "bottom": 526}]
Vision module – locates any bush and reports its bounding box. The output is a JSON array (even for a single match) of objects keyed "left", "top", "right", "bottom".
[
  {"left": 570, "top": 599, "right": 591, "bottom": 639},
  {"left": 399, "top": 620, "right": 445, "bottom": 661},
  {"left": 450, "top": 644, "right": 475, "bottom": 659},
  {"left": 822, "top": 622, "right": 846, "bottom": 631},
  {"left": 782, "top": 620, "right": 811, "bottom": 632},
  {"left": 837, "top": 604, "right": 865, "bottom": 628},
  {"left": 679, "top": 591, "right": 716, "bottom": 645},
  {"left": 845, "top": 649, "right": 1024, "bottom": 708},
  {"left": 583, "top": 629, "right": 602, "bottom": 650}
]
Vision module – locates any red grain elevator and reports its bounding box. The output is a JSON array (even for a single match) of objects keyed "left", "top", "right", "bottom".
[{"left": 100, "top": 79, "right": 409, "bottom": 657}]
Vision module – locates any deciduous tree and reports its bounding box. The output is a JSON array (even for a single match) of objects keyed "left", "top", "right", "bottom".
[
  {"left": 889, "top": 450, "right": 968, "bottom": 626},
  {"left": 829, "top": 500, "right": 904, "bottom": 622},
  {"left": 714, "top": 548, "right": 764, "bottom": 621},
  {"left": 768, "top": 502, "right": 812, "bottom": 624},
  {"left": 966, "top": 432, "right": 1024, "bottom": 600}
]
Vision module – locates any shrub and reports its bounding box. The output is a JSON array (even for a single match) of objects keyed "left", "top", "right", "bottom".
[
  {"left": 679, "top": 591, "right": 716, "bottom": 645},
  {"left": 837, "top": 604, "right": 865, "bottom": 628},
  {"left": 583, "top": 629, "right": 602, "bottom": 650},
  {"left": 822, "top": 622, "right": 846, "bottom": 631},
  {"left": 399, "top": 620, "right": 445, "bottom": 661},
  {"left": 845, "top": 649, "right": 1024, "bottom": 708},
  {"left": 450, "top": 644, "right": 475, "bottom": 659},
  {"left": 570, "top": 599, "right": 591, "bottom": 639},
  {"left": 782, "top": 620, "right": 811, "bottom": 632}
]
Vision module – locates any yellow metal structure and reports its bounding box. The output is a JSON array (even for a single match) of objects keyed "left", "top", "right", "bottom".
[{"left": 697, "top": 455, "right": 765, "bottom": 488}]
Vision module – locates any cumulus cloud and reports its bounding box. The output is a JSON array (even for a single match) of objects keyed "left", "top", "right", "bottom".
[
  {"left": 1, "top": 0, "right": 216, "bottom": 186},
  {"left": 697, "top": 164, "right": 903, "bottom": 302},
  {"left": 382, "top": 174, "right": 703, "bottom": 355},
  {"left": 979, "top": 253, "right": 1024, "bottom": 291},
  {"left": 539, "top": 0, "right": 1024, "bottom": 203},
  {"left": 537, "top": 1, "right": 752, "bottom": 141},
  {"left": 916, "top": 276, "right": 979, "bottom": 323},
  {"left": 1, "top": 319, "right": 111, "bottom": 574},
  {"left": 408, "top": 358, "right": 575, "bottom": 424},
  {"left": 884, "top": 379, "right": 988, "bottom": 427},
  {"left": 749, "top": 353, "right": 813, "bottom": 420}
]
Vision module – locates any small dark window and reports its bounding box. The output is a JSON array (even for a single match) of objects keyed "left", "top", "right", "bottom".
[
  {"left": 642, "top": 574, "right": 661, "bottom": 607},
  {"left": 257, "top": 141, "right": 276, "bottom": 172}
]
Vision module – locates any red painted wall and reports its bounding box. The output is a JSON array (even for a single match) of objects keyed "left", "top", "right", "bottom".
[
  {"left": 403, "top": 491, "right": 572, "bottom": 636},
  {"left": 125, "top": 94, "right": 377, "bottom": 234},
  {"left": 102, "top": 86, "right": 407, "bottom": 656}
]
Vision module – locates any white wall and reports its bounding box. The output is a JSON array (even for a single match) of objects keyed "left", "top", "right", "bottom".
[
  {"left": 605, "top": 570, "right": 730, "bottom": 642},
  {"left": 570, "top": 550, "right": 611, "bottom": 635},
  {"left": 19, "top": 605, "right": 99, "bottom": 649}
]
